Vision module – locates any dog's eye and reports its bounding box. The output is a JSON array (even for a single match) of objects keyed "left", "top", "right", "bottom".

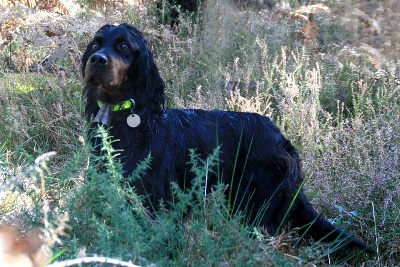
[
  {"left": 118, "top": 43, "right": 130, "bottom": 51},
  {"left": 91, "top": 43, "right": 99, "bottom": 50}
]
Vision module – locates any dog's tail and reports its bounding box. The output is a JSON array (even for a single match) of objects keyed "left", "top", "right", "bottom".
[{"left": 290, "top": 194, "right": 374, "bottom": 254}]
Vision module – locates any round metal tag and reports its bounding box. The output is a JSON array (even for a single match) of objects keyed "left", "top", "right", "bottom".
[{"left": 127, "top": 114, "right": 141, "bottom": 128}]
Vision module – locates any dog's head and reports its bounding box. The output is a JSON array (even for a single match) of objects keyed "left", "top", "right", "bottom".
[{"left": 82, "top": 24, "right": 165, "bottom": 113}]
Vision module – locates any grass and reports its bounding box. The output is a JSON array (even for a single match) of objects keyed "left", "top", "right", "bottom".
[{"left": 0, "top": 0, "right": 399, "bottom": 266}]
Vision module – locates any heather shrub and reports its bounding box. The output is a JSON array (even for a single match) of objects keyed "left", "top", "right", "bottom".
[
  {"left": 0, "top": 0, "right": 399, "bottom": 266},
  {"left": 60, "top": 128, "right": 299, "bottom": 266}
]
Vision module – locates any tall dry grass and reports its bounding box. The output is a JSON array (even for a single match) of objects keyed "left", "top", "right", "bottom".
[{"left": 0, "top": 0, "right": 399, "bottom": 265}]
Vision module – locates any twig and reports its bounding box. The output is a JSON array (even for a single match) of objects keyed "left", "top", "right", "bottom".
[
  {"left": 371, "top": 201, "right": 380, "bottom": 264},
  {"left": 45, "top": 256, "right": 145, "bottom": 267}
]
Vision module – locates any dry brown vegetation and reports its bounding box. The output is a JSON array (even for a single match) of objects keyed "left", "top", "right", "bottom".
[{"left": 0, "top": 0, "right": 399, "bottom": 266}]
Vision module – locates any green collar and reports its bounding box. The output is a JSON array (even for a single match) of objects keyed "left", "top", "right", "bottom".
[{"left": 97, "top": 99, "right": 135, "bottom": 112}]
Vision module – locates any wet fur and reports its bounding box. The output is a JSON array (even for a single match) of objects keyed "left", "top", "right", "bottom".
[{"left": 82, "top": 24, "right": 372, "bottom": 254}]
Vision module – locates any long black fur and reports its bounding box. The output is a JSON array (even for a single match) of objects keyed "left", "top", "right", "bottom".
[{"left": 82, "top": 24, "right": 372, "bottom": 254}]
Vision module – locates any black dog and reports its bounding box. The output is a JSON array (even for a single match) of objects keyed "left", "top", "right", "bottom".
[{"left": 82, "top": 24, "right": 372, "bottom": 253}]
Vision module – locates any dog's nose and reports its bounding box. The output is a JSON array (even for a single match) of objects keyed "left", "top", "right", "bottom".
[{"left": 89, "top": 53, "right": 108, "bottom": 66}]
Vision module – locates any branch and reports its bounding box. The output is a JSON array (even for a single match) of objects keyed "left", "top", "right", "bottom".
[{"left": 45, "top": 256, "right": 149, "bottom": 267}]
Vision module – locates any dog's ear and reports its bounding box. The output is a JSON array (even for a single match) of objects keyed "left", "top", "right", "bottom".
[
  {"left": 81, "top": 43, "right": 91, "bottom": 78},
  {"left": 134, "top": 48, "right": 165, "bottom": 113},
  {"left": 125, "top": 26, "right": 165, "bottom": 112},
  {"left": 147, "top": 49, "right": 166, "bottom": 111}
]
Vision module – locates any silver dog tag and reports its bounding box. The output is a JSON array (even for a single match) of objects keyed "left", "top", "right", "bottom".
[{"left": 127, "top": 114, "right": 141, "bottom": 128}]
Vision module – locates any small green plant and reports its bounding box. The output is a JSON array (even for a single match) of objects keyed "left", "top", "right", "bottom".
[{"left": 63, "top": 127, "right": 302, "bottom": 265}]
